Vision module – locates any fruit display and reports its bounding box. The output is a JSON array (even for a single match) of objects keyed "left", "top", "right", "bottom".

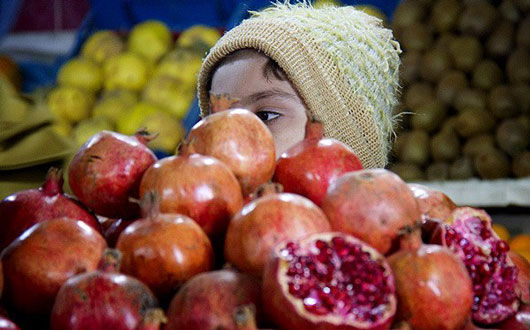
[
  {"left": 0, "top": 106, "right": 528, "bottom": 330},
  {"left": 46, "top": 21, "right": 221, "bottom": 154},
  {"left": 390, "top": 0, "right": 530, "bottom": 181}
]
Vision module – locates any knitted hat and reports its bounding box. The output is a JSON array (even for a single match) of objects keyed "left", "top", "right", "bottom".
[{"left": 197, "top": 2, "right": 401, "bottom": 168}]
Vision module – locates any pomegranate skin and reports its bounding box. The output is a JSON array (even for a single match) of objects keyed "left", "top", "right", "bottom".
[
  {"left": 273, "top": 138, "right": 363, "bottom": 206},
  {"left": 224, "top": 190, "right": 331, "bottom": 276},
  {"left": 180, "top": 108, "right": 276, "bottom": 196},
  {"left": 166, "top": 269, "right": 261, "bottom": 330},
  {"left": 50, "top": 251, "right": 159, "bottom": 330},
  {"left": 509, "top": 250, "right": 530, "bottom": 304},
  {"left": 262, "top": 232, "right": 396, "bottom": 330},
  {"left": 321, "top": 169, "right": 421, "bottom": 255},
  {"left": 408, "top": 183, "right": 457, "bottom": 222},
  {"left": 388, "top": 244, "right": 474, "bottom": 330},
  {"left": 68, "top": 130, "right": 157, "bottom": 219},
  {"left": 0, "top": 168, "right": 100, "bottom": 251},
  {"left": 139, "top": 154, "right": 243, "bottom": 238},
  {"left": 1, "top": 217, "right": 106, "bottom": 316}
]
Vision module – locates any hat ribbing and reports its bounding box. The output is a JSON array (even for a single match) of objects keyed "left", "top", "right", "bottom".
[{"left": 197, "top": 2, "right": 401, "bottom": 168}]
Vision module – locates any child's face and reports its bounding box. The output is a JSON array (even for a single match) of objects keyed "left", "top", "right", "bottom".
[{"left": 209, "top": 50, "right": 308, "bottom": 157}]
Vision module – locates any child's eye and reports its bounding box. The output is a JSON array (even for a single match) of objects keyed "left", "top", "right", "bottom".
[{"left": 255, "top": 110, "right": 281, "bottom": 122}]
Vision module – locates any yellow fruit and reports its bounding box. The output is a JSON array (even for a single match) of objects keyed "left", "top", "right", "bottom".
[
  {"left": 492, "top": 223, "right": 510, "bottom": 242},
  {"left": 116, "top": 101, "right": 160, "bottom": 135},
  {"left": 313, "top": 0, "right": 342, "bottom": 8},
  {"left": 128, "top": 20, "right": 172, "bottom": 63},
  {"left": 510, "top": 234, "right": 530, "bottom": 252},
  {"left": 515, "top": 249, "right": 530, "bottom": 262},
  {"left": 139, "top": 111, "right": 185, "bottom": 153},
  {"left": 72, "top": 117, "right": 114, "bottom": 147},
  {"left": 153, "top": 48, "right": 203, "bottom": 88},
  {"left": 47, "top": 86, "right": 95, "bottom": 123},
  {"left": 103, "top": 52, "right": 149, "bottom": 91},
  {"left": 57, "top": 57, "right": 103, "bottom": 92},
  {"left": 142, "top": 75, "right": 194, "bottom": 119},
  {"left": 176, "top": 25, "right": 221, "bottom": 53},
  {"left": 81, "top": 30, "right": 124, "bottom": 64},
  {"left": 0, "top": 80, "right": 29, "bottom": 124},
  {"left": 51, "top": 119, "right": 72, "bottom": 137},
  {"left": 354, "top": 5, "right": 387, "bottom": 22},
  {"left": 92, "top": 89, "right": 138, "bottom": 124}
]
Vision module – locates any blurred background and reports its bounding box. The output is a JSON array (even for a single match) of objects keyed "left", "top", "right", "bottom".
[{"left": 0, "top": 0, "right": 528, "bottom": 244}]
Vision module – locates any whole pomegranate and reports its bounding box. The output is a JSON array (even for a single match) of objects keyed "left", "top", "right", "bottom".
[
  {"left": 180, "top": 108, "right": 276, "bottom": 196},
  {"left": 50, "top": 249, "right": 160, "bottom": 330},
  {"left": 273, "top": 137, "right": 363, "bottom": 206},
  {"left": 68, "top": 129, "right": 157, "bottom": 218},
  {"left": 104, "top": 217, "right": 135, "bottom": 247},
  {"left": 431, "top": 207, "right": 520, "bottom": 324},
  {"left": 0, "top": 167, "right": 100, "bottom": 251},
  {"left": 321, "top": 169, "right": 421, "bottom": 255},
  {"left": 509, "top": 250, "right": 530, "bottom": 304},
  {"left": 166, "top": 269, "right": 261, "bottom": 330},
  {"left": 139, "top": 154, "right": 243, "bottom": 238},
  {"left": 388, "top": 228, "right": 474, "bottom": 330},
  {"left": 262, "top": 232, "right": 397, "bottom": 330},
  {"left": 1, "top": 217, "right": 106, "bottom": 316},
  {"left": 116, "top": 193, "right": 214, "bottom": 301},
  {"left": 0, "top": 316, "right": 19, "bottom": 330},
  {"left": 408, "top": 183, "right": 457, "bottom": 222},
  {"left": 224, "top": 183, "right": 331, "bottom": 276}
]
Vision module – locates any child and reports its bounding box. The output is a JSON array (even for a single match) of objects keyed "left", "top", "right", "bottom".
[{"left": 197, "top": 2, "right": 401, "bottom": 168}]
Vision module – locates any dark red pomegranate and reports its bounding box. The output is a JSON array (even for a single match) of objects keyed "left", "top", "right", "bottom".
[
  {"left": 180, "top": 108, "right": 276, "bottom": 196},
  {"left": 0, "top": 316, "right": 19, "bottom": 330},
  {"left": 166, "top": 269, "right": 261, "bottom": 330},
  {"left": 431, "top": 207, "right": 519, "bottom": 325},
  {"left": 509, "top": 250, "right": 530, "bottom": 304},
  {"left": 104, "top": 218, "right": 135, "bottom": 247},
  {"left": 262, "top": 232, "right": 396, "bottom": 330},
  {"left": 224, "top": 183, "right": 331, "bottom": 276},
  {"left": 388, "top": 228, "right": 474, "bottom": 330},
  {"left": 116, "top": 193, "right": 214, "bottom": 301},
  {"left": 139, "top": 154, "right": 243, "bottom": 238},
  {"left": 68, "top": 129, "right": 157, "bottom": 219},
  {"left": 273, "top": 137, "right": 363, "bottom": 206},
  {"left": 408, "top": 183, "right": 457, "bottom": 222},
  {"left": 321, "top": 168, "right": 421, "bottom": 255},
  {"left": 1, "top": 217, "right": 106, "bottom": 316},
  {"left": 0, "top": 167, "right": 100, "bottom": 251},
  {"left": 50, "top": 249, "right": 160, "bottom": 330}
]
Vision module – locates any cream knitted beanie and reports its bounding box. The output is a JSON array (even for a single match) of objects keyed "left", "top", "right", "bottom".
[{"left": 197, "top": 1, "right": 401, "bottom": 168}]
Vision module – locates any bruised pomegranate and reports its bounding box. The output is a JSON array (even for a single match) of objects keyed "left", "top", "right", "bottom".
[
  {"left": 50, "top": 249, "right": 160, "bottom": 330},
  {"left": 116, "top": 193, "right": 214, "bottom": 301},
  {"left": 0, "top": 316, "right": 19, "bottom": 330},
  {"left": 321, "top": 169, "right": 421, "bottom": 255},
  {"left": 68, "top": 129, "right": 157, "bottom": 219},
  {"left": 262, "top": 232, "right": 396, "bottom": 330},
  {"left": 388, "top": 229, "right": 473, "bottom": 330},
  {"left": 408, "top": 183, "right": 457, "bottom": 222},
  {"left": 166, "top": 269, "right": 261, "bottom": 330},
  {"left": 509, "top": 250, "right": 530, "bottom": 304},
  {"left": 224, "top": 184, "right": 331, "bottom": 276},
  {"left": 1, "top": 217, "right": 106, "bottom": 316},
  {"left": 180, "top": 109, "right": 276, "bottom": 196},
  {"left": 0, "top": 167, "right": 100, "bottom": 250},
  {"left": 273, "top": 137, "right": 363, "bottom": 206},
  {"left": 431, "top": 207, "right": 519, "bottom": 324},
  {"left": 139, "top": 154, "right": 243, "bottom": 238}
]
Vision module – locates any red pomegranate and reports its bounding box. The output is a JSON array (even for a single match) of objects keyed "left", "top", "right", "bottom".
[
  {"left": 50, "top": 249, "right": 160, "bottom": 330},
  {"left": 224, "top": 183, "right": 331, "bottom": 276},
  {"left": 116, "top": 194, "right": 214, "bottom": 301},
  {"left": 262, "top": 232, "right": 397, "bottom": 330},
  {"left": 431, "top": 207, "right": 520, "bottom": 325},
  {"left": 509, "top": 250, "right": 530, "bottom": 304},
  {"left": 408, "top": 183, "right": 457, "bottom": 222},
  {"left": 139, "top": 154, "right": 243, "bottom": 238},
  {"left": 68, "top": 129, "right": 157, "bottom": 219},
  {"left": 321, "top": 168, "right": 421, "bottom": 255},
  {"left": 1, "top": 217, "right": 106, "bottom": 316},
  {"left": 499, "top": 303, "right": 530, "bottom": 330},
  {"left": 0, "top": 167, "right": 100, "bottom": 250},
  {"left": 273, "top": 137, "right": 363, "bottom": 206},
  {"left": 180, "top": 108, "right": 276, "bottom": 196},
  {"left": 166, "top": 269, "right": 261, "bottom": 330},
  {"left": 387, "top": 228, "right": 474, "bottom": 330},
  {"left": 0, "top": 315, "right": 19, "bottom": 330},
  {"left": 104, "top": 218, "right": 135, "bottom": 247}
]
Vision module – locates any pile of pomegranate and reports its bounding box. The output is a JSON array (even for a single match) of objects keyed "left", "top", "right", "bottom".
[{"left": 0, "top": 109, "right": 527, "bottom": 330}]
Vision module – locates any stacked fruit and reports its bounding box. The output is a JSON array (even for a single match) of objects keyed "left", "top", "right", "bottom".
[
  {"left": 390, "top": 0, "right": 530, "bottom": 181},
  {"left": 46, "top": 21, "right": 221, "bottom": 154},
  {"left": 0, "top": 108, "right": 528, "bottom": 330}
]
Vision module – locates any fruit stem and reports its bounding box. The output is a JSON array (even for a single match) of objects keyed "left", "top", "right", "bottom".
[
  {"left": 140, "top": 191, "right": 161, "bottom": 219},
  {"left": 249, "top": 182, "right": 283, "bottom": 200},
  {"left": 98, "top": 248, "right": 122, "bottom": 273},
  {"left": 135, "top": 128, "right": 158, "bottom": 145},
  {"left": 136, "top": 308, "right": 167, "bottom": 330},
  {"left": 304, "top": 120, "right": 324, "bottom": 141},
  {"left": 42, "top": 167, "right": 64, "bottom": 195},
  {"left": 398, "top": 221, "right": 423, "bottom": 251},
  {"left": 233, "top": 304, "right": 258, "bottom": 330}
]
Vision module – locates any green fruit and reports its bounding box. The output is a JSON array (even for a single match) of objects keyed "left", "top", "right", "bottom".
[
  {"left": 81, "top": 30, "right": 124, "bottom": 64},
  {"left": 47, "top": 86, "right": 95, "bottom": 123},
  {"left": 72, "top": 117, "right": 114, "bottom": 147},
  {"left": 142, "top": 75, "right": 194, "bottom": 119},
  {"left": 128, "top": 20, "right": 172, "bottom": 63},
  {"left": 116, "top": 101, "right": 160, "bottom": 135},
  {"left": 92, "top": 89, "right": 138, "bottom": 124},
  {"left": 103, "top": 52, "right": 150, "bottom": 91},
  {"left": 57, "top": 57, "right": 102, "bottom": 92}
]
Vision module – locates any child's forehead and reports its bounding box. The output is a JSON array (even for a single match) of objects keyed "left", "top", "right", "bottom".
[{"left": 219, "top": 48, "right": 269, "bottom": 66}]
